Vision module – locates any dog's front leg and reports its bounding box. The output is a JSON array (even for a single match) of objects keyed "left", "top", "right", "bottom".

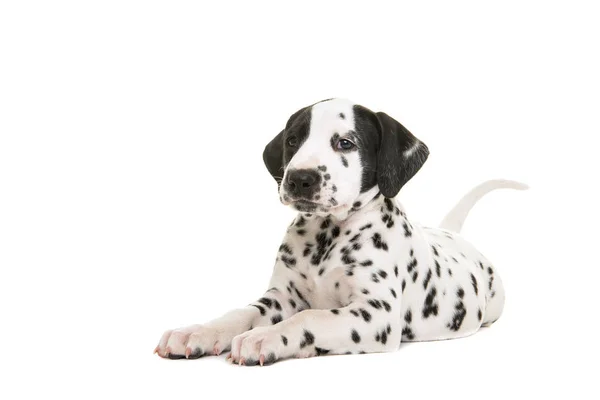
[
  {"left": 229, "top": 299, "right": 402, "bottom": 365},
  {"left": 154, "top": 286, "right": 301, "bottom": 359}
]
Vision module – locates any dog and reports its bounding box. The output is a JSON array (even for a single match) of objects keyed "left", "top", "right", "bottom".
[{"left": 154, "top": 98, "right": 526, "bottom": 365}]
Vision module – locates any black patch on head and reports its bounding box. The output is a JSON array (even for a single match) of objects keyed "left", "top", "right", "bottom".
[
  {"left": 352, "top": 106, "right": 429, "bottom": 196},
  {"left": 263, "top": 106, "right": 312, "bottom": 183}
]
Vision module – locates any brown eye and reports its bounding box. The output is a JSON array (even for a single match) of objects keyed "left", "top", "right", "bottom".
[
  {"left": 287, "top": 136, "right": 298, "bottom": 147},
  {"left": 336, "top": 138, "right": 355, "bottom": 150}
]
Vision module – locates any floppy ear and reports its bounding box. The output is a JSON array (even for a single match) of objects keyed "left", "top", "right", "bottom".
[
  {"left": 376, "top": 112, "right": 429, "bottom": 198},
  {"left": 263, "top": 130, "right": 285, "bottom": 182}
]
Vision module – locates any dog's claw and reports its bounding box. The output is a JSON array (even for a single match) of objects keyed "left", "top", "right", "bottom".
[
  {"left": 153, "top": 346, "right": 159, "bottom": 354},
  {"left": 213, "top": 346, "right": 221, "bottom": 356},
  {"left": 185, "top": 347, "right": 191, "bottom": 358},
  {"left": 239, "top": 357, "right": 245, "bottom": 366},
  {"left": 259, "top": 354, "right": 265, "bottom": 366}
]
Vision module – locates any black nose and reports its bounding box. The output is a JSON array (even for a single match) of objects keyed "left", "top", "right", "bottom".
[{"left": 284, "top": 169, "right": 321, "bottom": 199}]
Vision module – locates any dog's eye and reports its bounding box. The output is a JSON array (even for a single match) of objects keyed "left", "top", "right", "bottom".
[
  {"left": 287, "top": 136, "right": 298, "bottom": 147},
  {"left": 336, "top": 139, "right": 355, "bottom": 150}
]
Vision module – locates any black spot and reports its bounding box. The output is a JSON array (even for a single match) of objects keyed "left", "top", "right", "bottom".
[
  {"left": 295, "top": 216, "right": 307, "bottom": 227},
  {"left": 315, "top": 347, "right": 330, "bottom": 356},
  {"left": 281, "top": 255, "right": 297, "bottom": 268},
  {"left": 359, "top": 223, "right": 372, "bottom": 231},
  {"left": 371, "top": 273, "right": 380, "bottom": 283},
  {"left": 317, "top": 165, "right": 327, "bottom": 172},
  {"left": 412, "top": 271, "right": 418, "bottom": 282},
  {"left": 478, "top": 309, "right": 483, "bottom": 321},
  {"left": 303, "top": 247, "right": 311, "bottom": 257},
  {"left": 274, "top": 300, "right": 282, "bottom": 311},
  {"left": 479, "top": 261, "right": 485, "bottom": 270},
  {"left": 402, "top": 222, "right": 412, "bottom": 237},
  {"left": 350, "top": 233, "right": 361, "bottom": 242},
  {"left": 432, "top": 245, "right": 439, "bottom": 256},
  {"left": 423, "top": 287, "right": 439, "bottom": 318},
  {"left": 341, "top": 155, "right": 348, "bottom": 167},
  {"left": 252, "top": 304, "right": 266, "bottom": 316},
  {"left": 299, "top": 272, "right": 307, "bottom": 279},
  {"left": 359, "top": 308, "right": 372, "bottom": 322},
  {"left": 279, "top": 243, "right": 293, "bottom": 254},
  {"left": 257, "top": 298, "right": 273, "bottom": 308},
  {"left": 335, "top": 281, "right": 340, "bottom": 289},
  {"left": 457, "top": 288, "right": 465, "bottom": 299},
  {"left": 351, "top": 330, "right": 361, "bottom": 343},
  {"left": 394, "top": 265, "right": 399, "bottom": 277},
  {"left": 381, "top": 330, "right": 388, "bottom": 345},
  {"left": 390, "top": 288, "right": 397, "bottom": 298},
  {"left": 382, "top": 300, "right": 391, "bottom": 312},
  {"left": 423, "top": 269, "right": 432, "bottom": 289},
  {"left": 281, "top": 335, "right": 288, "bottom": 346},
  {"left": 401, "top": 326, "right": 415, "bottom": 340},
  {"left": 471, "top": 273, "right": 479, "bottom": 295},
  {"left": 332, "top": 226, "right": 340, "bottom": 238},
  {"left": 339, "top": 113, "right": 345, "bottom": 119},
  {"left": 372, "top": 233, "right": 389, "bottom": 251},
  {"left": 447, "top": 301, "right": 467, "bottom": 331},
  {"left": 320, "top": 219, "right": 331, "bottom": 230},
  {"left": 297, "top": 229, "right": 306, "bottom": 235},
  {"left": 350, "top": 309, "right": 359, "bottom": 317},
  {"left": 377, "top": 270, "right": 388, "bottom": 279},
  {"left": 318, "top": 268, "right": 325, "bottom": 276},
  {"left": 289, "top": 299, "right": 296, "bottom": 308},
  {"left": 271, "top": 314, "right": 283, "bottom": 325},
  {"left": 353, "top": 201, "right": 362, "bottom": 208},
  {"left": 404, "top": 309, "right": 412, "bottom": 323},
  {"left": 368, "top": 299, "right": 382, "bottom": 309},
  {"left": 324, "top": 173, "right": 331, "bottom": 180},
  {"left": 361, "top": 288, "right": 370, "bottom": 295},
  {"left": 448, "top": 268, "right": 453, "bottom": 277},
  {"left": 345, "top": 229, "right": 351, "bottom": 235},
  {"left": 299, "top": 329, "right": 315, "bottom": 348},
  {"left": 401, "top": 279, "right": 406, "bottom": 292},
  {"left": 331, "top": 309, "right": 340, "bottom": 315},
  {"left": 435, "top": 260, "right": 441, "bottom": 277},
  {"left": 407, "top": 258, "right": 418, "bottom": 272},
  {"left": 360, "top": 260, "right": 373, "bottom": 267}
]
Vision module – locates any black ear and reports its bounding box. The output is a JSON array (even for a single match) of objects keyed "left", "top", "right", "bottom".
[
  {"left": 375, "top": 112, "right": 429, "bottom": 198},
  {"left": 263, "top": 130, "right": 285, "bottom": 182}
]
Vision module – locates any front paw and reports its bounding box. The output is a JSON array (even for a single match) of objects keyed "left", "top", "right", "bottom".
[
  {"left": 154, "top": 324, "right": 231, "bottom": 360},
  {"left": 229, "top": 327, "right": 283, "bottom": 366}
]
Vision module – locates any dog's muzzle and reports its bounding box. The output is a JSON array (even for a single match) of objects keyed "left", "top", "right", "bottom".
[{"left": 283, "top": 169, "right": 321, "bottom": 201}]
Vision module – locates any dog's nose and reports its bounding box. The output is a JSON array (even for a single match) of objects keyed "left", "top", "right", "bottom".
[{"left": 285, "top": 169, "right": 321, "bottom": 199}]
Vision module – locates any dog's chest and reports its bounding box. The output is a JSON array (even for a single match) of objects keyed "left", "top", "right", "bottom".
[{"left": 280, "top": 204, "right": 406, "bottom": 309}]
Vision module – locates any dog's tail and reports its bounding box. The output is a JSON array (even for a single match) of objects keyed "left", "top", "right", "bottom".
[{"left": 439, "top": 179, "right": 528, "bottom": 233}]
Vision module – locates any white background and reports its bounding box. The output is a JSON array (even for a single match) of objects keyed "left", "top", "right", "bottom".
[{"left": 1, "top": 1, "right": 599, "bottom": 399}]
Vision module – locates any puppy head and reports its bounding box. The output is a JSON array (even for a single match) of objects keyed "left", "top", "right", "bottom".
[{"left": 263, "top": 98, "right": 428, "bottom": 217}]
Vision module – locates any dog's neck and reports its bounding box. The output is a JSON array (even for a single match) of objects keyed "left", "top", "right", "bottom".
[{"left": 298, "top": 186, "right": 398, "bottom": 226}]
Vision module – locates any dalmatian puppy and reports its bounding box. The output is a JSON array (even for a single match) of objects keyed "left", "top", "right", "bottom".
[{"left": 154, "top": 98, "right": 526, "bottom": 365}]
